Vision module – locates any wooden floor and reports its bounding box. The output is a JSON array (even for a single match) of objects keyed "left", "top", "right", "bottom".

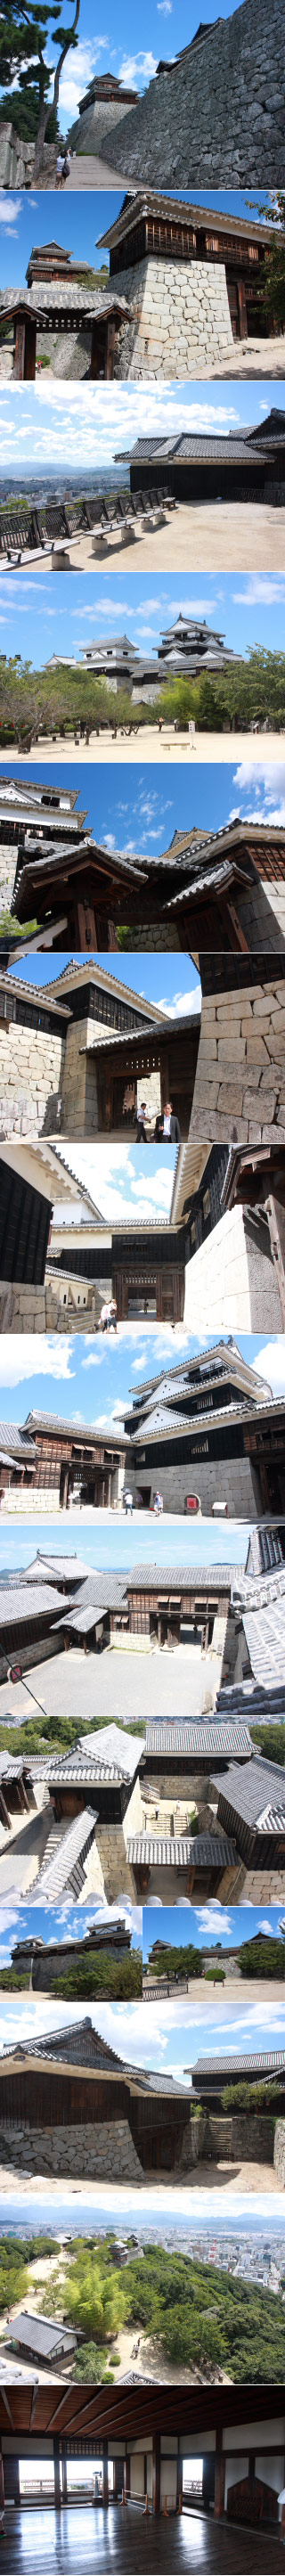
[{"left": 1, "top": 2505, "right": 284, "bottom": 2572}]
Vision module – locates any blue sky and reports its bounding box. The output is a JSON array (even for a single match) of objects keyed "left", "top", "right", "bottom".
[
  {"left": 0, "top": 187, "right": 273, "bottom": 279},
  {"left": 143, "top": 1906, "right": 285, "bottom": 1960},
  {"left": 10, "top": 949, "right": 200, "bottom": 1010},
  {"left": 5, "top": 3, "right": 273, "bottom": 132},
  {"left": 0, "top": 1989, "right": 285, "bottom": 2077},
  {"left": 0, "top": 1898, "right": 142, "bottom": 1960},
  {"left": 3, "top": 757, "right": 285, "bottom": 846},
  {"left": 0, "top": 1524, "right": 251, "bottom": 1574},
  {"left": 0, "top": 379, "right": 281, "bottom": 472},
  {"left": 0, "top": 1330, "right": 284, "bottom": 1427},
  {"left": 2, "top": 567, "right": 285, "bottom": 670}
]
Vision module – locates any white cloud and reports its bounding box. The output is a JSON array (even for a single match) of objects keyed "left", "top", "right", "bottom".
[
  {"left": 195, "top": 1906, "right": 232, "bottom": 1938},
  {"left": 232, "top": 760, "right": 285, "bottom": 826},
  {"left": 158, "top": 3, "right": 172, "bottom": 12},
  {"left": 158, "top": 985, "right": 201, "bottom": 1017},
  {"left": 117, "top": 52, "right": 158, "bottom": 83},
  {"left": 0, "top": 1335, "right": 76, "bottom": 1387},
  {"left": 59, "top": 36, "right": 110, "bottom": 122},
  {"left": 0, "top": 382, "right": 240, "bottom": 469},
  {"left": 232, "top": 577, "right": 285, "bottom": 606},
  {"left": 0, "top": 197, "right": 20, "bottom": 231},
  {"left": 254, "top": 1337, "right": 285, "bottom": 1396}
]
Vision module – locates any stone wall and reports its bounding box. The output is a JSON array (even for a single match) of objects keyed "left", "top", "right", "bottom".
[
  {"left": 0, "top": 2117, "right": 144, "bottom": 2180},
  {"left": 0, "top": 1021, "right": 64, "bottom": 1139},
  {"left": 237, "top": 881, "right": 285, "bottom": 953},
  {"left": 102, "top": 0, "right": 285, "bottom": 186},
  {"left": 176, "top": 2110, "right": 274, "bottom": 2170},
  {"left": 114, "top": 256, "right": 233, "bottom": 379},
  {"left": 0, "top": 1631, "right": 62, "bottom": 1679},
  {"left": 273, "top": 2120, "right": 285, "bottom": 2186},
  {"left": 191, "top": 978, "right": 285, "bottom": 1145},
  {"left": 126, "top": 1448, "right": 260, "bottom": 1518},
  {"left": 0, "top": 842, "right": 19, "bottom": 914},
  {"left": 69, "top": 97, "right": 136, "bottom": 154},
  {"left": 0, "top": 1279, "right": 105, "bottom": 1332},
  {"left": 183, "top": 1202, "right": 281, "bottom": 1332}
]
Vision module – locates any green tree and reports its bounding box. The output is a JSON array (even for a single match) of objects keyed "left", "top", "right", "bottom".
[
  {"left": 0, "top": 2, "right": 80, "bottom": 173},
  {"left": 250, "top": 1723, "right": 285, "bottom": 1766},
  {"left": 70, "top": 2345, "right": 115, "bottom": 2382},
  {"left": 246, "top": 192, "right": 285, "bottom": 331},
  {"left": 238, "top": 1934, "right": 285, "bottom": 1980},
  {"left": 63, "top": 2249, "right": 126, "bottom": 2346},
  {"left": 147, "top": 1941, "right": 202, "bottom": 1981},
  {"left": 51, "top": 1950, "right": 142, "bottom": 2001}
]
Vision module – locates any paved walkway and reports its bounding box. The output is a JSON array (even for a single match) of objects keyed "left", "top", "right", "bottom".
[
  {"left": 65, "top": 154, "right": 134, "bottom": 188},
  {"left": 0, "top": 1640, "right": 207, "bottom": 1727}
]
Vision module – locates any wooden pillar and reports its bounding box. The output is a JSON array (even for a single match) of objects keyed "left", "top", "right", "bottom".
[
  {"left": 14, "top": 312, "right": 37, "bottom": 380},
  {"left": 53, "top": 2439, "right": 61, "bottom": 2511},
  {"left": 61, "top": 2443, "right": 68, "bottom": 2503},
  {"left": 75, "top": 895, "right": 98, "bottom": 951},
  {"left": 0, "top": 2446, "right": 4, "bottom": 2511},
  {"left": 124, "top": 2454, "right": 130, "bottom": 2498},
  {"left": 214, "top": 2443, "right": 225, "bottom": 2520},
  {"left": 105, "top": 321, "right": 116, "bottom": 380},
  {"left": 238, "top": 279, "right": 248, "bottom": 337},
  {"left": 143, "top": 2456, "right": 148, "bottom": 2497},
  {"left": 152, "top": 2433, "right": 161, "bottom": 2516},
  {"left": 176, "top": 2449, "right": 183, "bottom": 2513},
  {"left": 13, "top": 315, "right": 26, "bottom": 380},
  {"left": 102, "top": 2440, "right": 109, "bottom": 2508}
]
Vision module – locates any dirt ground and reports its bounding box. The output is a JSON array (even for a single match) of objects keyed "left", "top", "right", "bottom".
[
  {"left": 3, "top": 729, "right": 282, "bottom": 766},
  {"left": 30, "top": 503, "right": 285, "bottom": 574}
]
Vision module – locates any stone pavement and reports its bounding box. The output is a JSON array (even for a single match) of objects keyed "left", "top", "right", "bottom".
[{"left": 65, "top": 154, "right": 134, "bottom": 188}]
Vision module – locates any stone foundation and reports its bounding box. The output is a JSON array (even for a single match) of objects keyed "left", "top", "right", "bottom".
[
  {"left": 191, "top": 977, "right": 285, "bottom": 1145},
  {"left": 126, "top": 1449, "right": 261, "bottom": 1518},
  {"left": 273, "top": 2120, "right": 285, "bottom": 2185},
  {"left": 0, "top": 1021, "right": 64, "bottom": 1140},
  {"left": 102, "top": 0, "right": 285, "bottom": 187},
  {"left": 68, "top": 96, "right": 136, "bottom": 156},
  {"left": 0, "top": 2118, "right": 144, "bottom": 2180},
  {"left": 113, "top": 256, "right": 233, "bottom": 379}
]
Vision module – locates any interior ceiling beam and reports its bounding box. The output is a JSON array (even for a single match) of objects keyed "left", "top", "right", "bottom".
[{"left": 0, "top": 2389, "right": 282, "bottom": 2438}]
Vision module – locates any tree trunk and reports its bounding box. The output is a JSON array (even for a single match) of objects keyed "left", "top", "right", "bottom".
[{"left": 34, "top": 0, "right": 80, "bottom": 180}]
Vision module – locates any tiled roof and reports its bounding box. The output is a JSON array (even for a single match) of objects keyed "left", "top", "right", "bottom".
[
  {"left": 0, "top": 285, "right": 131, "bottom": 316},
  {"left": 126, "top": 1833, "right": 237, "bottom": 1866},
  {"left": 216, "top": 1753, "right": 285, "bottom": 1828},
  {"left": 124, "top": 427, "right": 282, "bottom": 463},
  {"left": 145, "top": 1721, "right": 252, "bottom": 1757},
  {"left": 242, "top": 1601, "right": 285, "bottom": 1689},
  {"left": 11, "top": 2313, "right": 76, "bottom": 2357},
  {"left": 0, "top": 1424, "right": 36, "bottom": 1461},
  {"left": 100, "top": 192, "right": 270, "bottom": 249},
  {"left": 76, "top": 1721, "right": 143, "bottom": 1776},
  {"left": 127, "top": 1561, "right": 238, "bottom": 1591},
  {"left": 28, "top": 1809, "right": 98, "bottom": 1901},
  {"left": 195, "top": 2048, "right": 285, "bottom": 2076},
  {"left": 0, "top": 1582, "right": 69, "bottom": 1623}
]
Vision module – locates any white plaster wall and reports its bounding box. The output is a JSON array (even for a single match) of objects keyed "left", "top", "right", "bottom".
[
  {"left": 183, "top": 1204, "right": 282, "bottom": 1331},
  {"left": 116, "top": 255, "right": 233, "bottom": 377}
]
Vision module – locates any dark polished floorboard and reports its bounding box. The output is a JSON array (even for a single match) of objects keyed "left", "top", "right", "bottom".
[{"left": 1, "top": 2506, "right": 284, "bottom": 2572}]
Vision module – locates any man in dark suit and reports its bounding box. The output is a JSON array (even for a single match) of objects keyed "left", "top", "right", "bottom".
[{"left": 154, "top": 1100, "right": 181, "bottom": 1141}]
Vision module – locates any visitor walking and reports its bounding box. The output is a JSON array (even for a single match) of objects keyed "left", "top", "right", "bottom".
[
  {"left": 99, "top": 1298, "right": 118, "bottom": 1333},
  {"left": 135, "top": 1100, "right": 148, "bottom": 1140},
  {"left": 153, "top": 1491, "right": 164, "bottom": 1517},
  {"left": 123, "top": 1489, "right": 134, "bottom": 1517}
]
